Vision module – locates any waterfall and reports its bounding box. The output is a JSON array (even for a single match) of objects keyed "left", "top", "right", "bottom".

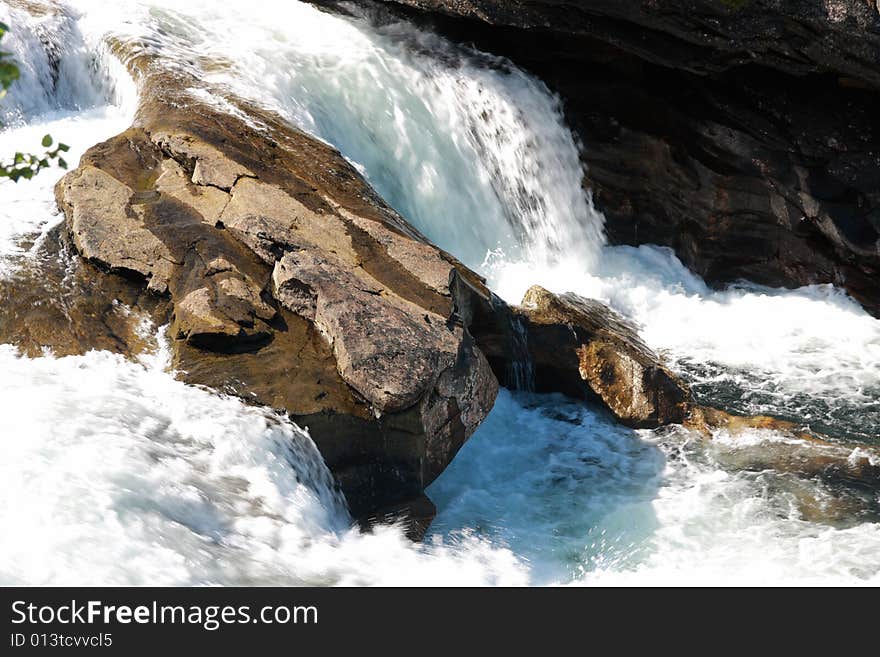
[
  {"left": 506, "top": 315, "right": 535, "bottom": 392},
  {"left": 39, "top": 0, "right": 606, "bottom": 271},
  {"left": 0, "top": 1, "right": 121, "bottom": 124},
  {"left": 1, "top": 0, "right": 879, "bottom": 585}
]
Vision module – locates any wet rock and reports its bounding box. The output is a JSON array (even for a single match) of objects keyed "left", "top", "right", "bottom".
[
  {"left": 51, "top": 62, "right": 498, "bottom": 522},
  {"left": 450, "top": 277, "right": 693, "bottom": 428},
  {"left": 690, "top": 406, "right": 880, "bottom": 490},
  {"left": 360, "top": 494, "right": 438, "bottom": 541},
  {"left": 0, "top": 227, "right": 167, "bottom": 359},
  {"left": 518, "top": 286, "right": 692, "bottom": 428}
]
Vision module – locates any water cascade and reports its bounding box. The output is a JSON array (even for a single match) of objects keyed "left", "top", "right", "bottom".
[{"left": 1, "top": 0, "right": 878, "bottom": 585}]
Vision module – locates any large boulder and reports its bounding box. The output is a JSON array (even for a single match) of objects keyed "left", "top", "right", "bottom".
[
  {"left": 52, "top": 61, "right": 498, "bottom": 527},
  {"left": 379, "top": 0, "right": 880, "bottom": 317}
]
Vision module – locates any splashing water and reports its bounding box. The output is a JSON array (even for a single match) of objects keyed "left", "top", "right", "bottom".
[
  {"left": 59, "top": 0, "right": 606, "bottom": 270},
  {"left": 1, "top": 0, "right": 878, "bottom": 585}
]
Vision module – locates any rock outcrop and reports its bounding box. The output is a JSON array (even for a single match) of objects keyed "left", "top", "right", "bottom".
[
  {"left": 51, "top": 56, "right": 498, "bottom": 527},
  {"left": 450, "top": 275, "right": 692, "bottom": 427},
  {"left": 379, "top": 0, "right": 880, "bottom": 317},
  {"left": 449, "top": 278, "right": 880, "bottom": 488},
  {"left": 518, "top": 286, "right": 692, "bottom": 428}
]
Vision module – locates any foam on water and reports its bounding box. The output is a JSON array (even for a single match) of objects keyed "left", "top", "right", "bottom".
[
  {"left": 429, "top": 391, "right": 880, "bottom": 586},
  {"left": 0, "top": 0, "right": 135, "bottom": 269},
  {"left": 1, "top": 0, "right": 879, "bottom": 585},
  {"left": 0, "top": 342, "right": 531, "bottom": 586},
  {"left": 0, "top": 1, "right": 104, "bottom": 124}
]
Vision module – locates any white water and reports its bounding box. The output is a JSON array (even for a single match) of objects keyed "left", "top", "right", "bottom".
[{"left": 1, "top": 0, "right": 878, "bottom": 585}]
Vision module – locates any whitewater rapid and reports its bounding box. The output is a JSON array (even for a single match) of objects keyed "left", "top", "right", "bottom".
[{"left": 1, "top": 0, "right": 879, "bottom": 585}]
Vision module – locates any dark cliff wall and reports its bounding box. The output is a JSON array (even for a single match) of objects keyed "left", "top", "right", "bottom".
[
  {"left": 385, "top": 1, "right": 880, "bottom": 87},
  {"left": 375, "top": 0, "right": 880, "bottom": 315}
]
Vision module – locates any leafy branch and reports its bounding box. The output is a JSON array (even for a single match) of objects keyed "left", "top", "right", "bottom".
[
  {"left": 2, "top": 133, "right": 69, "bottom": 181},
  {"left": 0, "top": 21, "right": 68, "bottom": 182},
  {"left": 0, "top": 21, "right": 20, "bottom": 100}
]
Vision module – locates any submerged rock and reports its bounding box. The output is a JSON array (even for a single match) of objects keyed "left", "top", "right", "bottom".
[
  {"left": 687, "top": 406, "right": 880, "bottom": 485},
  {"left": 51, "top": 60, "right": 498, "bottom": 526},
  {"left": 0, "top": 228, "right": 167, "bottom": 360}
]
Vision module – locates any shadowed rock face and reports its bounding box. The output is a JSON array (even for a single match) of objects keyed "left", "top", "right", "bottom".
[
  {"left": 385, "top": 1, "right": 880, "bottom": 87},
  {"left": 50, "top": 57, "right": 498, "bottom": 526},
  {"left": 377, "top": 0, "right": 880, "bottom": 316}
]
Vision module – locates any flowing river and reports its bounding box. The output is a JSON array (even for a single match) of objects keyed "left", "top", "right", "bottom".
[{"left": 1, "top": 0, "right": 879, "bottom": 585}]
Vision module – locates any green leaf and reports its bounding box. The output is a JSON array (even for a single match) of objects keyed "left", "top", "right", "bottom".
[
  {"left": 0, "top": 61, "right": 19, "bottom": 91},
  {"left": 58, "top": 157, "right": 67, "bottom": 169},
  {"left": 41, "top": 134, "right": 53, "bottom": 148},
  {"left": 58, "top": 143, "right": 70, "bottom": 152}
]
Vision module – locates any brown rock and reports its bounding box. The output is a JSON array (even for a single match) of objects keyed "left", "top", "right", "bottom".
[
  {"left": 0, "top": 227, "right": 168, "bottom": 359},
  {"left": 272, "top": 249, "right": 461, "bottom": 413},
  {"left": 56, "top": 163, "right": 176, "bottom": 295},
  {"left": 50, "top": 61, "right": 499, "bottom": 522},
  {"left": 518, "top": 285, "right": 692, "bottom": 428}
]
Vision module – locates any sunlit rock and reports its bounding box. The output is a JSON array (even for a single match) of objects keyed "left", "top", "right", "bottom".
[{"left": 52, "top": 61, "right": 499, "bottom": 527}]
